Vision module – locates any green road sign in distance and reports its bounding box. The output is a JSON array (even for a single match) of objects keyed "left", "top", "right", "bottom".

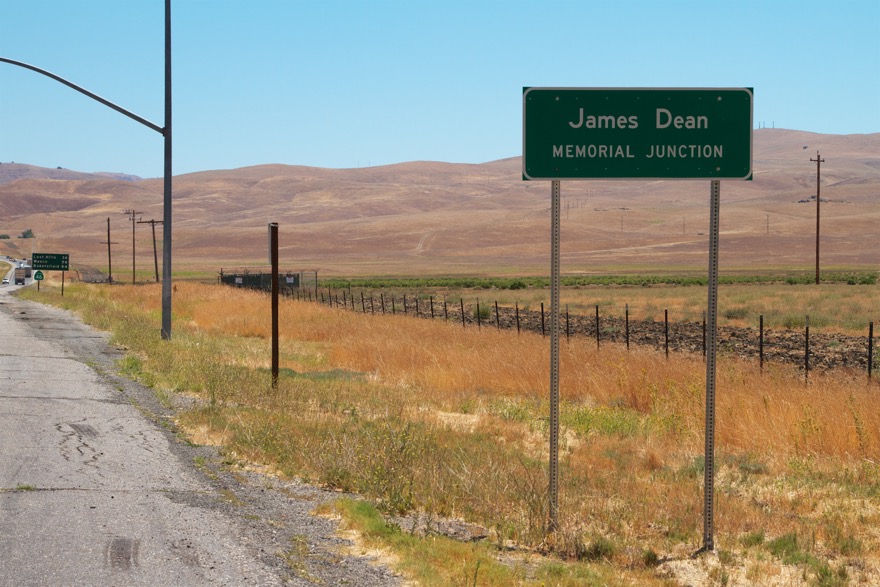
[
  {"left": 31, "top": 253, "right": 69, "bottom": 271},
  {"left": 523, "top": 87, "right": 753, "bottom": 180},
  {"left": 33, "top": 271, "right": 44, "bottom": 281}
]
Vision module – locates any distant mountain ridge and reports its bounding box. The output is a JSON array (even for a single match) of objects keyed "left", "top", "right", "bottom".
[
  {"left": 0, "top": 162, "right": 142, "bottom": 185},
  {"left": 1, "top": 129, "right": 877, "bottom": 274}
]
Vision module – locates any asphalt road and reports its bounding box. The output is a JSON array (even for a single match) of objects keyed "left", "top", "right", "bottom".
[{"left": 0, "top": 288, "right": 400, "bottom": 586}]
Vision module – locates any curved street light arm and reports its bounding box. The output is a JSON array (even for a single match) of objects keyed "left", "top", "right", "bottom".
[{"left": 0, "top": 56, "right": 164, "bottom": 135}]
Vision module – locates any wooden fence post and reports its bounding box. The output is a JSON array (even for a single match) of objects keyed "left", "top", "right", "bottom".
[
  {"left": 565, "top": 305, "right": 570, "bottom": 341},
  {"left": 805, "top": 315, "right": 810, "bottom": 384},
  {"left": 759, "top": 315, "right": 764, "bottom": 371},
  {"left": 664, "top": 309, "right": 669, "bottom": 359},
  {"left": 869, "top": 321, "right": 874, "bottom": 381},
  {"left": 541, "top": 302, "right": 546, "bottom": 337}
]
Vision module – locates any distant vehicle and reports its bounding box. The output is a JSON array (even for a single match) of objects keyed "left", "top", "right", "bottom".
[
  {"left": 2, "top": 278, "right": 9, "bottom": 285},
  {"left": 14, "top": 268, "right": 25, "bottom": 285}
]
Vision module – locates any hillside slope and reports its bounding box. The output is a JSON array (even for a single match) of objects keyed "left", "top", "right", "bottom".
[{"left": 0, "top": 129, "right": 877, "bottom": 276}]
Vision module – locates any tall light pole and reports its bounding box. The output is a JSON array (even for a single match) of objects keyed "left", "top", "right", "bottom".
[
  {"left": 810, "top": 151, "right": 824, "bottom": 285},
  {"left": 161, "top": 0, "right": 173, "bottom": 338},
  {"left": 1, "top": 0, "right": 173, "bottom": 337}
]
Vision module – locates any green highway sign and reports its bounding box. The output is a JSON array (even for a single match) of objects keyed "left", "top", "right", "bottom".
[
  {"left": 523, "top": 87, "right": 753, "bottom": 180},
  {"left": 33, "top": 271, "right": 44, "bottom": 281},
  {"left": 32, "top": 253, "right": 69, "bottom": 271}
]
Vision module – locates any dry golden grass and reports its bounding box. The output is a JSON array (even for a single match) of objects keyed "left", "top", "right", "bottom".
[
  {"left": 174, "top": 281, "right": 877, "bottom": 459},
  {"left": 23, "top": 280, "right": 880, "bottom": 585}
]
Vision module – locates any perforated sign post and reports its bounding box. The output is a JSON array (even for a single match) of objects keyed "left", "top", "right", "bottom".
[{"left": 523, "top": 87, "right": 753, "bottom": 551}]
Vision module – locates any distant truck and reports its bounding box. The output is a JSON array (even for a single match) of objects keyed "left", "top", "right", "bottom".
[{"left": 14, "top": 267, "right": 26, "bottom": 285}]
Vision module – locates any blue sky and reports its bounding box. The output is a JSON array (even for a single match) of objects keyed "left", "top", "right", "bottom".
[{"left": 1, "top": 0, "right": 878, "bottom": 178}]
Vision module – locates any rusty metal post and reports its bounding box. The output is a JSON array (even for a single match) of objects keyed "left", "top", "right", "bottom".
[{"left": 269, "top": 222, "right": 279, "bottom": 388}]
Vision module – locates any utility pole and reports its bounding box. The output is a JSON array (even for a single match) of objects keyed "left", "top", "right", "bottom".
[
  {"left": 810, "top": 151, "right": 825, "bottom": 284},
  {"left": 2, "top": 0, "right": 173, "bottom": 339},
  {"left": 99, "top": 217, "right": 119, "bottom": 284},
  {"left": 137, "top": 219, "right": 164, "bottom": 282},
  {"left": 123, "top": 209, "right": 143, "bottom": 284}
]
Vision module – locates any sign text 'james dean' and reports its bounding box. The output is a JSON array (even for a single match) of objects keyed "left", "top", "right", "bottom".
[{"left": 560, "top": 108, "right": 719, "bottom": 160}]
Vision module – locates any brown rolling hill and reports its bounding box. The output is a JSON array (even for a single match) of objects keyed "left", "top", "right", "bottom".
[{"left": 0, "top": 129, "right": 878, "bottom": 278}]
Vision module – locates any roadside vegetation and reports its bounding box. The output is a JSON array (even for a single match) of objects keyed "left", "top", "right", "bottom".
[{"left": 19, "top": 279, "right": 880, "bottom": 585}]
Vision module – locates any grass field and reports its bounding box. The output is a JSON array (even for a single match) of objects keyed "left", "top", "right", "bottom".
[
  {"left": 317, "top": 274, "right": 877, "bottom": 336},
  {"left": 19, "top": 279, "right": 880, "bottom": 586}
]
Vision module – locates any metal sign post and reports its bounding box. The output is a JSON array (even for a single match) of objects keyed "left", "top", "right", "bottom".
[
  {"left": 523, "top": 87, "right": 751, "bottom": 550},
  {"left": 549, "top": 180, "right": 561, "bottom": 531},
  {"left": 701, "top": 180, "right": 721, "bottom": 553}
]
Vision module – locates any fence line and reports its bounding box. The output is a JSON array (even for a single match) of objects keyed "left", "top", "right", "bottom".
[{"left": 283, "top": 287, "right": 876, "bottom": 377}]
